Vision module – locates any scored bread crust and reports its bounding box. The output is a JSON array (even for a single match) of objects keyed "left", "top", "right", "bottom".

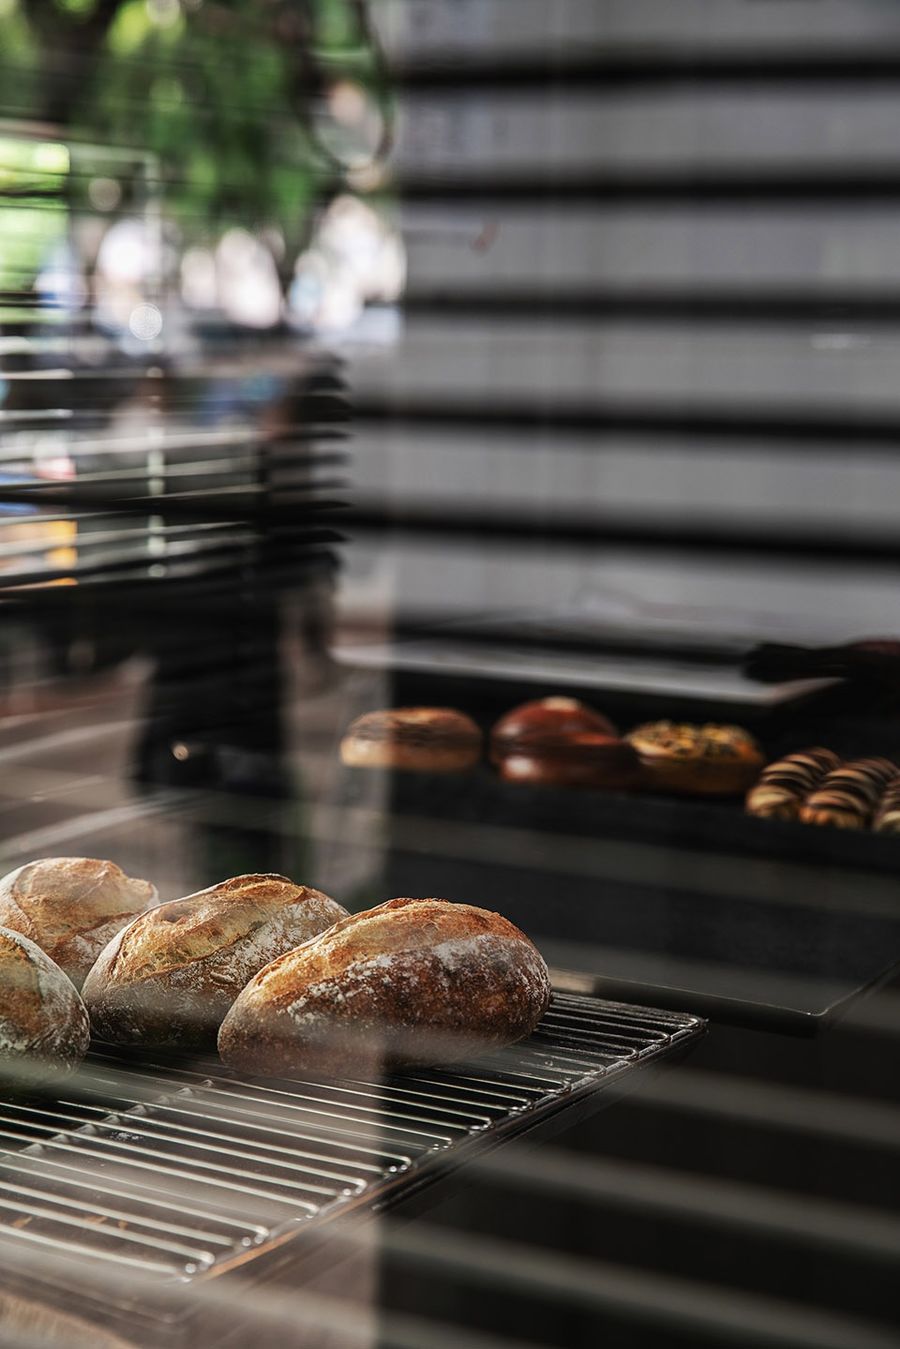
[
  {"left": 218, "top": 897, "right": 552, "bottom": 1078},
  {"left": 0, "top": 927, "right": 90, "bottom": 1083},
  {"left": 0, "top": 857, "right": 158, "bottom": 988},
  {"left": 82, "top": 874, "right": 349, "bottom": 1048}
]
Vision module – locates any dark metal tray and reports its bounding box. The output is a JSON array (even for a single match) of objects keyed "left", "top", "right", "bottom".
[{"left": 372, "top": 768, "right": 900, "bottom": 1034}]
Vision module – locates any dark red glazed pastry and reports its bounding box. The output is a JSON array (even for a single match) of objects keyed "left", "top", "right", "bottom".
[
  {"left": 490, "top": 697, "right": 616, "bottom": 764},
  {"left": 496, "top": 732, "right": 641, "bottom": 790},
  {"left": 340, "top": 708, "right": 482, "bottom": 773}
]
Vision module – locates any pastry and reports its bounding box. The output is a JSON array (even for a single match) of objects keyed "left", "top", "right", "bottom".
[
  {"left": 874, "top": 777, "right": 900, "bottom": 834},
  {"left": 0, "top": 927, "right": 90, "bottom": 1085},
  {"left": 219, "top": 897, "right": 551, "bottom": 1078},
  {"left": 0, "top": 857, "right": 157, "bottom": 988},
  {"left": 627, "top": 721, "right": 764, "bottom": 796},
  {"left": 496, "top": 732, "right": 641, "bottom": 789},
  {"left": 745, "top": 748, "right": 841, "bottom": 821},
  {"left": 800, "top": 758, "right": 897, "bottom": 829},
  {"left": 82, "top": 875, "right": 348, "bottom": 1049},
  {"left": 490, "top": 697, "right": 616, "bottom": 762},
  {"left": 340, "top": 708, "right": 482, "bottom": 772}
]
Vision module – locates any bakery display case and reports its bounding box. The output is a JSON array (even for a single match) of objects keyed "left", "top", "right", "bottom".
[{"left": 3, "top": 1, "right": 900, "bottom": 1347}]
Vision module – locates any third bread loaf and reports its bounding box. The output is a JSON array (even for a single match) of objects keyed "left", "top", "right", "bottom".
[
  {"left": 218, "top": 897, "right": 552, "bottom": 1077},
  {"left": 82, "top": 875, "right": 348, "bottom": 1048}
]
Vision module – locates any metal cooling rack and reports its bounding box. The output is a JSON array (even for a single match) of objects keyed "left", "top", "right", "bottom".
[{"left": 0, "top": 994, "right": 703, "bottom": 1285}]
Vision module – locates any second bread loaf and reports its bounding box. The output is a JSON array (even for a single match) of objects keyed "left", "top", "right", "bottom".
[
  {"left": 82, "top": 875, "right": 348, "bottom": 1048},
  {"left": 218, "top": 897, "right": 552, "bottom": 1077}
]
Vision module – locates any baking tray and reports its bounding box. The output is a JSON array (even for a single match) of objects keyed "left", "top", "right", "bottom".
[{"left": 0, "top": 992, "right": 703, "bottom": 1330}]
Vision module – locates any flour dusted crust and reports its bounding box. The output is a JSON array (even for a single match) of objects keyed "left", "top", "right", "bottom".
[
  {"left": 340, "top": 708, "right": 482, "bottom": 772},
  {"left": 82, "top": 875, "right": 348, "bottom": 1048},
  {"left": 627, "top": 721, "right": 764, "bottom": 796},
  {"left": 0, "top": 857, "right": 157, "bottom": 988},
  {"left": 218, "top": 897, "right": 552, "bottom": 1077},
  {"left": 0, "top": 927, "right": 90, "bottom": 1084}
]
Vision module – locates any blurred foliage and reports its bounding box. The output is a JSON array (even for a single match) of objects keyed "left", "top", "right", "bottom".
[{"left": 0, "top": 0, "right": 390, "bottom": 270}]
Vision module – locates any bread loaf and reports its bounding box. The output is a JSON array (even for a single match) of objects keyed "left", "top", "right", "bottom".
[
  {"left": 0, "top": 857, "right": 157, "bottom": 988},
  {"left": 82, "top": 875, "right": 348, "bottom": 1048},
  {"left": 218, "top": 897, "right": 552, "bottom": 1078},
  {"left": 0, "top": 927, "right": 90, "bottom": 1085}
]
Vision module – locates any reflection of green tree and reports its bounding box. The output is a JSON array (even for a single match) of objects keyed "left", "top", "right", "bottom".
[{"left": 2, "top": 0, "right": 388, "bottom": 268}]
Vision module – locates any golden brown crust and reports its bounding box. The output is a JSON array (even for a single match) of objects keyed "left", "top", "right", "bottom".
[
  {"left": 0, "top": 857, "right": 157, "bottom": 988},
  {"left": 0, "top": 927, "right": 90, "bottom": 1084},
  {"left": 340, "top": 708, "right": 482, "bottom": 772},
  {"left": 496, "top": 733, "right": 641, "bottom": 789},
  {"left": 490, "top": 697, "right": 617, "bottom": 762},
  {"left": 218, "top": 897, "right": 552, "bottom": 1078},
  {"left": 628, "top": 721, "right": 764, "bottom": 796},
  {"left": 82, "top": 875, "right": 349, "bottom": 1049}
]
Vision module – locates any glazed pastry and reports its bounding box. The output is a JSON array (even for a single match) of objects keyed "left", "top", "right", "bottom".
[
  {"left": 490, "top": 697, "right": 616, "bottom": 763},
  {"left": 745, "top": 748, "right": 841, "bottom": 821},
  {"left": 340, "top": 708, "right": 482, "bottom": 773},
  {"left": 800, "top": 758, "right": 897, "bottom": 830},
  {"left": 872, "top": 776, "right": 900, "bottom": 835},
  {"left": 496, "top": 732, "right": 641, "bottom": 790},
  {"left": 627, "top": 721, "right": 764, "bottom": 796}
]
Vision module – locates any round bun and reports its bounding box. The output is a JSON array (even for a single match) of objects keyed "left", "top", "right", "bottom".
[
  {"left": 491, "top": 697, "right": 616, "bottom": 762},
  {"left": 0, "top": 858, "right": 157, "bottom": 989},
  {"left": 496, "top": 732, "right": 640, "bottom": 789},
  {"left": 627, "top": 721, "right": 764, "bottom": 796},
  {"left": 340, "top": 707, "right": 482, "bottom": 772},
  {"left": 82, "top": 875, "right": 349, "bottom": 1049},
  {"left": 219, "top": 897, "right": 551, "bottom": 1078},
  {"left": 0, "top": 927, "right": 90, "bottom": 1086}
]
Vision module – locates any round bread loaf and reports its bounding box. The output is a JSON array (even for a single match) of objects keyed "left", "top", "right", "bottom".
[
  {"left": 340, "top": 707, "right": 482, "bottom": 772},
  {"left": 490, "top": 696, "right": 616, "bottom": 763},
  {"left": 82, "top": 875, "right": 349, "bottom": 1049},
  {"left": 0, "top": 857, "right": 157, "bottom": 988},
  {"left": 0, "top": 927, "right": 90, "bottom": 1086},
  {"left": 218, "top": 897, "right": 552, "bottom": 1078},
  {"left": 627, "top": 721, "right": 764, "bottom": 796}
]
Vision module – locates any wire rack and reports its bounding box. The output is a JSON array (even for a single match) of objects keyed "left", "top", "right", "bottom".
[{"left": 0, "top": 993, "right": 702, "bottom": 1289}]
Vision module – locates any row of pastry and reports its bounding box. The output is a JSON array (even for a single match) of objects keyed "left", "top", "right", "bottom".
[
  {"left": 0, "top": 859, "right": 550, "bottom": 1085},
  {"left": 746, "top": 751, "right": 900, "bottom": 832},
  {"left": 341, "top": 700, "right": 900, "bottom": 830},
  {"left": 341, "top": 699, "right": 764, "bottom": 795}
]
